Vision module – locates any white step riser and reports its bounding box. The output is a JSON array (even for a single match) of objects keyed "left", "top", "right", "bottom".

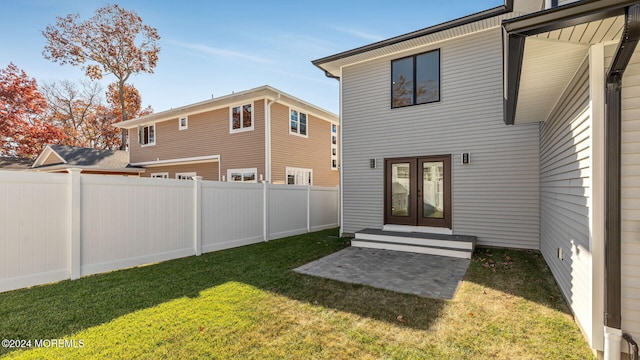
[
  {"left": 354, "top": 233, "right": 473, "bottom": 250},
  {"left": 382, "top": 224, "right": 453, "bottom": 235},
  {"left": 351, "top": 240, "right": 472, "bottom": 259}
]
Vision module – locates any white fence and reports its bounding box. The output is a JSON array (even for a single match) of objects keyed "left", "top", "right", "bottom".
[{"left": 0, "top": 170, "right": 339, "bottom": 293}]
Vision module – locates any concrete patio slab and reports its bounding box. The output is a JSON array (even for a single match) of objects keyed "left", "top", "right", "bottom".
[{"left": 294, "top": 246, "right": 470, "bottom": 299}]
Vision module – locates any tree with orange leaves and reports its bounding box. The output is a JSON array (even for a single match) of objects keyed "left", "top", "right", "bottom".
[
  {"left": 106, "top": 83, "right": 153, "bottom": 125},
  {"left": 42, "top": 4, "right": 160, "bottom": 149},
  {"left": 0, "top": 63, "right": 65, "bottom": 158}
]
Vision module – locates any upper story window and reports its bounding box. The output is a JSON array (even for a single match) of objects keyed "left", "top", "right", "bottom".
[
  {"left": 138, "top": 124, "right": 155, "bottom": 146},
  {"left": 230, "top": 103, "right": 253, "bottom": 133},
  {"left": 391, "top": 49, "right": 440, "bottom": 108},
  {"left": 179, "top": 116, "right": 188, "bottom": 130},
  {"left": 290, "top": 109, "right": 308, "bottom": 137}
]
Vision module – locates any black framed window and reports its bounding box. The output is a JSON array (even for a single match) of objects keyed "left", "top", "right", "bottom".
[{"left": 391, "top": 49, "right": 440, "bottom": 108}]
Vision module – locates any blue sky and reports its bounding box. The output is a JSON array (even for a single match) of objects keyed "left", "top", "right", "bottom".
[{"left": 0, "top": 0, "right": 502, "bottom": 115}]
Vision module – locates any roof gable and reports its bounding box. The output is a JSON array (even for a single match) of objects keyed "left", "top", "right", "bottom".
[{"left": 31, "top": 145, "right": 65, "bottom": 168}]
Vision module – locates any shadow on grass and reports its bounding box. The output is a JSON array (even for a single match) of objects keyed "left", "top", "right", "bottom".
[
  {"left": 0, "top": 229, "right": 446, "bottom": 356},
  {"left": 467, "top": 246, "right": 573, "bottom": 315}
]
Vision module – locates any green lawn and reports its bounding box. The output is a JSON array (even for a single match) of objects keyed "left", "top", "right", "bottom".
[{"left": 0, "top": 229, "right": 594, "bottom": 359}]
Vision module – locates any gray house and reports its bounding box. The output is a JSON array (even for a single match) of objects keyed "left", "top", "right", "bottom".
[{"left": 313, "top": 0, "right": 640, "bottom": 358}]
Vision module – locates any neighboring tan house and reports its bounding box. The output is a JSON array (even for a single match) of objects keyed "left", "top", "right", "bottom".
[
  {"left": 313, "top": 0, "right": 640, "bottom": 358},
  {"left": 115, "top": 85, "right": 339, "bottom": 186},
  {"left": 31, "top": 144, "right": 144, "bottom": 176}
]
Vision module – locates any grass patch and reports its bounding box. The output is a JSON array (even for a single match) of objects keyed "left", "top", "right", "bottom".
[{"left": 0, "top": 229, "right": 594, "bottom": 359}]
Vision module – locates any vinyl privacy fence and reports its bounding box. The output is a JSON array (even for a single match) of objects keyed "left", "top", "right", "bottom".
[{"left": 0, "top": 170, "right": 339, "bottom": 293}]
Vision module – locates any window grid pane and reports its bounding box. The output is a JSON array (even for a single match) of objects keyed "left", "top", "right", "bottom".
[
  {"left": 232, "top": 107, "right": 241, "bottom": 129},
  {"left": 300, "top": 113, "right": 307, "bottom": 135},
  {"left": 391, "top": 57, "right": 414, "bottom": 108},
  {"left": 242, "top": 104, "right": 252, "bottom": 128},
  {"left": 416, "top": 51, "right": 440, "bottom": 104},
  {"left": 290, "top": 110, "right": 298, "bottom": 133}
]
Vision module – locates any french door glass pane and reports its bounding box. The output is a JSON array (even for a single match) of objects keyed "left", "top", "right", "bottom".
[
  {"left": 423, "top": 161, "right": 444, "bottom": 219},
  {"left": 391, "top": 163, "right": 411, "bottom": 217}
]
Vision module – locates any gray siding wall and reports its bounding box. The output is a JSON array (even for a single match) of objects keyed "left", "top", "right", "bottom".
[
  {"left": 341, "top": 28, "right": 541, "bottom": 248},
  {"left": 538, "top": 57, "right": 593, "bottom": 338},
  {"left": 617, "top": 44, "right": 640, "bottom": 343}
]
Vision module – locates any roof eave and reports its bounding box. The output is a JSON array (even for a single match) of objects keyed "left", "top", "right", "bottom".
[
  {"left": 312, "top": 0, "right": 515, "bottom": 77},
  {"left": 502, "top": 0, "right": 636, "bottom": 125},
  {"left": 33, "top": 165, "right": 144, "bottom": 174},
  {"left": 115, "top": 85, "right": 339, "bottom": 129}
]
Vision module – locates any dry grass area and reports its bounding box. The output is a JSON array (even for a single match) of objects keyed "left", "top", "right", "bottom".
[{"left": 0, "top": 229, "right": 594, "bottom": 359}]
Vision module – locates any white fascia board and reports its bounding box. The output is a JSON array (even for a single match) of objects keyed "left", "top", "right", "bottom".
[{"left": 132, "top": 155, "right": 220, "bottom": 167}]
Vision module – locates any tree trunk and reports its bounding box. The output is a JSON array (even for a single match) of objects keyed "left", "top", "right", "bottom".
[{"left": 118, "top": 80, "right": 127, "bottom": 150}]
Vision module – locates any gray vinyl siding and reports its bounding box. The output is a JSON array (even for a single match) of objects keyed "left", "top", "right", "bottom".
[
  {"left": 341, "top": 27, "right": 541, "bottom": 248},
  {"left": 619, "top": 44, "right": 640, "bottom": 342},
  {"left": 538, "top": 57, "right": 593, "bottom": 337}
]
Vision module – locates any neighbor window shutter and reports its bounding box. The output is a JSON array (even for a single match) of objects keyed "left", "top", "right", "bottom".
[{"left": 137, "top": 126, "right": 143, "bottom": 144}]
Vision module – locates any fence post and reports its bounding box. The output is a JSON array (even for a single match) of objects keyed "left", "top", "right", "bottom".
[
  {"left": 193, "top": 176, "right": 202, "bottom": 256},
  {"left": 263, "top": 181, "right": 269, "bottom": 241},
  {"left": 336, "top": 185, "right": 341, "bottom": 227},
  {"left": 307, "top": 185, "right": 311, "bottom": 233},
  {"left": 67, "top": 168, "right": 82, "bottom": 280}
]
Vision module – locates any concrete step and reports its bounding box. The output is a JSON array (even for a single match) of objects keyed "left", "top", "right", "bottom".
[{"left": 353, "top": 228, "right": 477, "bottom": 259}]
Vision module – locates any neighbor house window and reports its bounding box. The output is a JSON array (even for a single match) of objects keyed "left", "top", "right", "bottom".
[
  {"left": 331, "top": 123, "right": 338, "bottom": 170},
  {"left": 286, "top": 167, "right": 312, "bottom": 185},
  {"left": 176, "top": 172, "right": 196, "bottom": 180},
  {"left": 138, "top": 124, "right": 155, "bottom": 146},
  {"left": 230, "top": 103, "right": 253, "bottom": 133},
  {"left": 179, "top": 116, "right": 188, "bottom": 130},
  {"left": 391, "top": 49, "right": 440, "bottom": 108},
  {"left": 227, "top": 168, "right": 257, "bottom": 183},
  {"left": 151, "top": 172, "right": 168, "bottom": 179},
  {"left": 290, "top": 109, "right": 308, "bottom": 137}
]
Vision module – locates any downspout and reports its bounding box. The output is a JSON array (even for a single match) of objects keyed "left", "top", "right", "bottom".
[
  {"left": 623, "top": 333, "right": 639, "bottom": 360},
  {"left": 604, "top": 4, "right": 640, "bottom": 360}
]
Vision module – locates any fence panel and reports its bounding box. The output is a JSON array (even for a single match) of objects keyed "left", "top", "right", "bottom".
[
  {"left": 0, "top": 171, "right": 339, "bottom": 293},
  {"left": 268, "top": 184, "right": 308, "bottom": 240},
  {"left": 201, "top": 181, "right": 264, "bottom": 253},
  {"left": 310, "top": 186, "right": 340, "bottom": 231},
  {"left": 0, "top": 171, "right": 69, "bottom": 292},
  {"left": 80, "top": 175, "right": 195, "bottom": 276}
]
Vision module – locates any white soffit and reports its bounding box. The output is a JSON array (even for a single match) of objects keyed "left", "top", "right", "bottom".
[
  {"left": 534, "top": 15, "right": 624, "bottom": 45},
  {"left": 514, "top": 37, "right": 589, "bottom": 124}
]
